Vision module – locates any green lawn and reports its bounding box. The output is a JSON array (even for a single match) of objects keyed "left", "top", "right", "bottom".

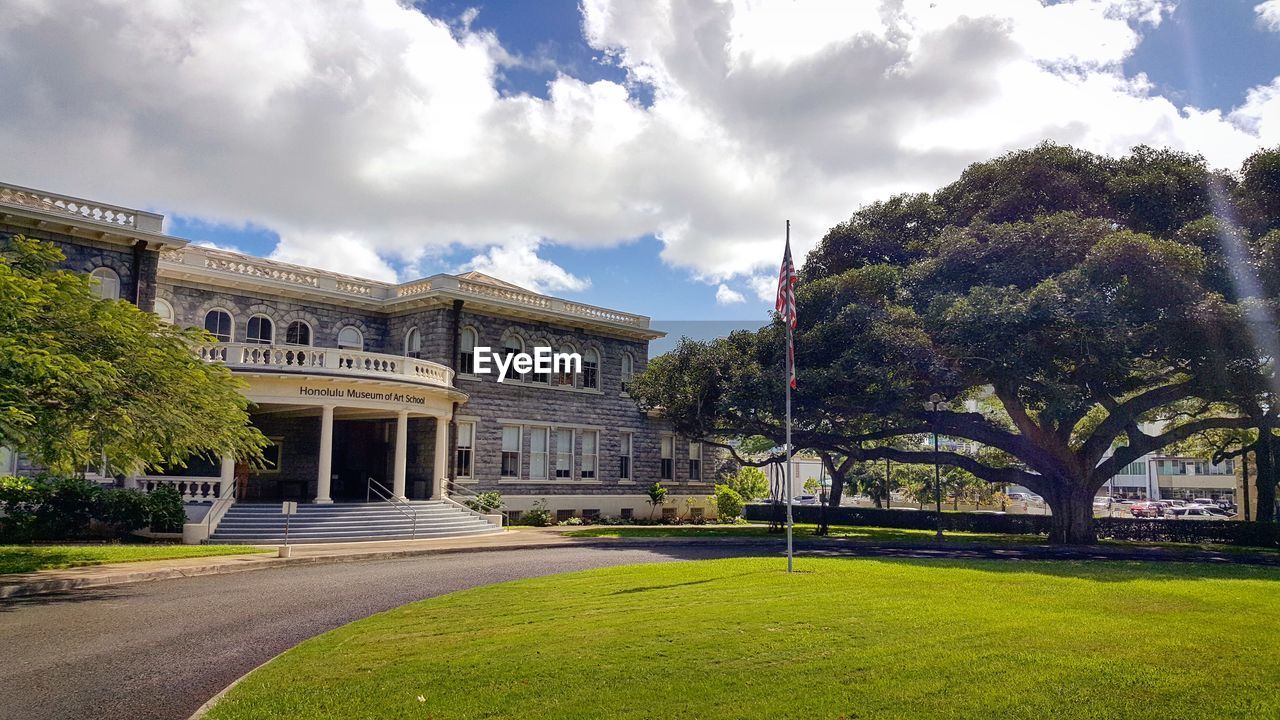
[
  {"left": 206, "top": 557, "right": 1280, "bottom": 720},
  {"left": 565, "top": 523, "right": 1043, "bottom": 544},
  {"left": 0, "top": 544, "right": 271, "bottom": 574}
]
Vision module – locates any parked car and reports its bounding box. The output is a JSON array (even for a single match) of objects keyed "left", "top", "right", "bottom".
[
  {"left": 1129, "top": 502, "right": 1163, "bottom": 518},
  {"left": 1093, "top": 496, "right": 1113, "bottom": 507},
  {"left": 1168, "top": 506, "right": 1231, "bottom": 520},
  {"left": 1192, "top": 497, "right": 1216, "bottom": 506},
  {"left": 793, "top": 494, "right": 820, "bottom": 505},
  {"left": 1007, "top": 492, "right": 1030, "bottom": 502}
]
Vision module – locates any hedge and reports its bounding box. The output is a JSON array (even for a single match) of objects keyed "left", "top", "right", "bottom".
[
  {"left": 744, "top": 503, "right": 1280, "bottom": 548},
  {"left": 0, "top": 475, "right": 186, "bottom": 543}
]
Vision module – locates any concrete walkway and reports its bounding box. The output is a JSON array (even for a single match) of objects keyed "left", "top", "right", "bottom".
[{"left": 5, "top": 527, "right": 1278, "bottom": 599}]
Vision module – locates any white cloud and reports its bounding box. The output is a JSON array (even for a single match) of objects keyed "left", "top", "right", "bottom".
[
  {"left": 1258, "top": 1, "right": 1280, "bottom": 32},
  {"left": 0, "top": 0, "right": 1274, "bottom": 291},
  {"left": 715, "top": 283, "right": 745, "bottom": 305},
  {"left": 458, "top": 238, "right": 590, "bottom": 294}
]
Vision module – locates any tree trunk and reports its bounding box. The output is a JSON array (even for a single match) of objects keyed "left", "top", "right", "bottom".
[
  {"left": 816, "top": 473, "right": 845, "bottom": 536},
  {"left": 1045, "top": 485, "right": 1096, "bottom": 544},
  {"left": 1255, "top": 433, "right": 1276, "bottom": 523}
]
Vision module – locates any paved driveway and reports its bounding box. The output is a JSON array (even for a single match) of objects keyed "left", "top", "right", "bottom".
[{"left": 0, "top": 544, "right": 749, "bottom": 720}]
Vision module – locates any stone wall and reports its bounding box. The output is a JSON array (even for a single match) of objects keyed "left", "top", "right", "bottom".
[{"left": 158, "top": 281, "right": 389, "bottom": 350}]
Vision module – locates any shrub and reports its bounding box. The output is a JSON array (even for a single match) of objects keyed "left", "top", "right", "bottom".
[
  {"left": 0, "top": 475, "right": 183, "bottom": 540},
  {"left": 517, "top": 499, "right": 553, "bottom": 527},
  {"left": 727, "top": 467, "right": 768, "bottom": 501},
  {"left": 465, "top": 491, "right": 503, "bottom": 514},
  {"left": 99, "top": 489, "right": 151, "bottom": 535},
  {"left": 646, "top": 482, "right": 668, "bottom": 519},
  {"left": 558, "top": 516, "right": 584, "bottom": 526},
  {"left": 145, "top": 485, "right": 187, "bottom": 533},
  {"left": 742, "top": 504, "right": 1280, "bottom": 548},
  {"left": 714, "top": 484, "right": 745, "bottom": 522}
]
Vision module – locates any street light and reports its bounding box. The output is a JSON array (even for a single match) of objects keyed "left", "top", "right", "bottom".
[{"left": 927, "top": 393, "right": 947, "bottom": 541}]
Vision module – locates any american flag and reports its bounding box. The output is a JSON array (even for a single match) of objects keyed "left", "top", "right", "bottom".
[{"left": 775, "top": 235, "right": 798, "bottom": 388}]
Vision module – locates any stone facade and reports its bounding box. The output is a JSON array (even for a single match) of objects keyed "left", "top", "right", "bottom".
[{"left": 2, "top": 196, "right": 730, "bottom": 518}]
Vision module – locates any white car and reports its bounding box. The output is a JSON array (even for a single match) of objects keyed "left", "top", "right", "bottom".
[
  {"left": 793, "top": 494, "right": 820, "bottom": 505},
  {"left": 1168, "top": 506, "right": 1230, "bottom": 520},
  {"left": 1093, "top": 496, "right": 1113, "bottom": 507}
]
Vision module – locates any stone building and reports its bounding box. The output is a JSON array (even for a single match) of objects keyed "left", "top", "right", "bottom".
[{"left": 0, "top": 181, "right": 724, "bottom": 540}]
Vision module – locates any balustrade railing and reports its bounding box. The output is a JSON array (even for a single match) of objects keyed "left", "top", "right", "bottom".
[
  {"left": 0, "top": 182, "right": 163, "bottom": 231},
  {"left": 195, "top": 342, "right": 455, "bottom": 389},
  {"left": 138, "top": 476, "right": 229, "bottom": 503}
]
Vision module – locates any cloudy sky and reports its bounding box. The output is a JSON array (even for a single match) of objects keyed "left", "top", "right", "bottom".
[{"left": 1, "top": 0, "right": 1278, "bottom": 324}]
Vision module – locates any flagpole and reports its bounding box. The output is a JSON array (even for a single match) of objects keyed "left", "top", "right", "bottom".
[{"left": 784, "top": 219, "right": 794, "bottom": 573}]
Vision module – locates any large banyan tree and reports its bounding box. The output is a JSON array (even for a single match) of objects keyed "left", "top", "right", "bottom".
[{"left": 631, "top": 143, "right": 1280, "bottom": 543}]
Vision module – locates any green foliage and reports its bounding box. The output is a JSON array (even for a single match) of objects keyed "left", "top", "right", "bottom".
[
  {"left": 0, "top": 234, "right": 267, "bottom": 475},
  {"left": 632, "top": 142, "right": 1280, "bottom": 541},
  {"left": 646, "top": 481, "right": 668, "bottom": 506},
  {"left": 465, "top": 491, "right": 503, "bottom": 514},
  {"left": 713, "top": 484, "right": 744, "bottom": 522},
  {"left": 0, "top": 475, "right": 182, "bottom": 541},
  {"left": 515, "top": 499, "right": 552, "bottom": 527},
  {"left": 145, "top": 485, "right": 187, "bottom": 532},
  {"left": 726, "top": 466, "right": 768, "bottom": 501}
]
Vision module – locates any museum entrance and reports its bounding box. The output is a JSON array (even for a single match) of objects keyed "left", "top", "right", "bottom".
[{"left": 330, "top": 419, "right": 391, "bottom": 502}]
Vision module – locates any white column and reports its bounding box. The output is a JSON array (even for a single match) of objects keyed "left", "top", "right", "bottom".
[
  {"left": 433, "top": 415, "right": 449, "bottom": 500},
  {"left": 316, "top": 405, "right": 334, "bottom": 504},
  {"left": 220, "top": 454, "right": 235, "bottom": 497},
  {"left": 393, "top": 410, "right": 409, "bottom": 499}
]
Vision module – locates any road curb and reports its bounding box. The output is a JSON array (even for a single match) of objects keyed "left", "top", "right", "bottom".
[{"left": 0, "top": 539, "right": 584, "bottom": 599}]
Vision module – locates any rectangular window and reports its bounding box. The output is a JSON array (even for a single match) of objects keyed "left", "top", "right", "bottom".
[
  {"left": 688, "top": 441, "right": 702, "bottom": 481},
  {"left": 259, "top": 437, "right": 283, "bottom": 474},
  {"left": 581, "top": 431, "right": 598, "bottom": 479},
  {"left": 500, "top": 425, "right": 521, "bottom": 478},
  {"left": 583, "top": 508, "right": 600, "bottom": 521},
  {"left": 1118, "top": 460, "right": 1146, "bottom": 477},
  {"left": 530, "top": 427, "right": 549, "bottom": 479},
  {"left": 619, "top": 432, "right": 632, "bottom": 480},
  {"left": 557, "top": 509, "right": 575, "bottom": 523},
  {"left": 620, "top": 507, "right": 633, "bottom": 520},
  {"left": 456, "top": 422, "right": 475, "bottom": 478},
  {"left": 660, "top": 435, "right": 674, "bottom": 480},
  {"left": 555, "top": 428, "right": 574, "bottom": 479}
]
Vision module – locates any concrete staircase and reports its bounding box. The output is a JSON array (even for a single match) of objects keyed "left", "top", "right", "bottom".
[{"left": 208, "top": 501, "right": 502, "bottom": 544}]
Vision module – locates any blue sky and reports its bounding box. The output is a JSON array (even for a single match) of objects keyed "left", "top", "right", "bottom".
[{"left": 4, "top": 0, "right": 1278, "bottom": 340}]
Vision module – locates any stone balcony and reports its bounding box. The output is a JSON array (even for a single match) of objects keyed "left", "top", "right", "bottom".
[{"left": 196, "top": 342, "right": 455, "bottom": 390}]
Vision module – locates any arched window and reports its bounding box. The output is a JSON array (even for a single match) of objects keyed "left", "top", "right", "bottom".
[
  {"left": 285, "top": 320, "right": 312, "bottom": 346},
  {"left": 621, "top": 352, "right": 635, "bottom": 392},
  {"left": 89, "top": 267, "right": 120, "bottom": 300},
  {"left": 502, "top": 334, "right": 524, "bottom": 382},
  {"left": 204, "top": 309, "right": 233, "bottom": 342},
  {"left": 459, "top": 327, "right": 477, "bottom": 374},
  {"left": 337, "top": 326, "right": 364, "bottom": 351},
  {"left": 153, "top": 298, "right": 174, "bottom": 324},
  {"left": 405, "top": 327, "right": 422, "bottom": 358},
  {"left": 555, "top": 344, "right": 577, "bottom": 387},
  {"left": 582, "top": 348, "right": 600, "bottom": 390},
  {"left": 246, "top": 315, "right": 274, "bottom": 345}
]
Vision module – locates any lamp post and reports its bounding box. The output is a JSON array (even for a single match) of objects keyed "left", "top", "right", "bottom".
[{"left": 928, "top": 393, "right": 946, "bottom": 541}]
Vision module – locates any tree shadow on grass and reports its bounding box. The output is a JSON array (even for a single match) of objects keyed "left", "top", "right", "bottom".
[{"left": 566, "top": 538, "right": 1280, "bottom": 583}]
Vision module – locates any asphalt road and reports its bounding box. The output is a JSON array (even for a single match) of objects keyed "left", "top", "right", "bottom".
[{"left": 0, "top": 544, "right": 752, "bottom": 720}]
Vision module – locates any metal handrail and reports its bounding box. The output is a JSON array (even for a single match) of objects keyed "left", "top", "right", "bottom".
[
  {"left": 366, "top": 477, "right": 418, "bottom": 539},
  {"left": 447, "top": 479, "right": 504, "bottom": 512},
  {"left": 203, "top": 479, "right": 237, "bottom": 537}
]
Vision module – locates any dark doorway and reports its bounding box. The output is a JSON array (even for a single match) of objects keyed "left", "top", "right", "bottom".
[{"left": 331, "top": 419, "right": 390, "bottom": 502}]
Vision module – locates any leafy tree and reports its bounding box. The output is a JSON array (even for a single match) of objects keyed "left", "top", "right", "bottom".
[
  {"left": 727, "top": 466, "right": 769, "bottom": 501},
  {"left": 0, "top": 234, "right": 266, "bottom": 475},
  {"left": 633, "top": 143, "right": 1280, "bottom": 543},
  {"left": 646, "top": 481, "right": 668, "bottom": 519}
]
